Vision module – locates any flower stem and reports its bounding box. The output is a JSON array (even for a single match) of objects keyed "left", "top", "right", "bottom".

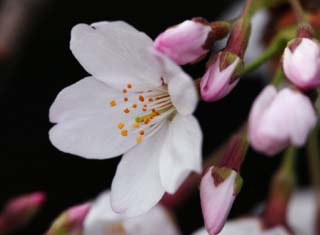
[
  {"left": 289, "top": 0, "right": 307, "bottom": 23},
  {"left": 262, "top": 146, "right": 296, "bottom": 231},
  {"left": 242, "top": 43, "right": 282, "bottom": 75},
  {"left": 307, "top": 125, "right": 320, "bottom": 193}
]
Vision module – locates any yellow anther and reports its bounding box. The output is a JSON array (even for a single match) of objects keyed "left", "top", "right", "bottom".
[
  {"left": 127, "top": 84, "right": 133, "bottom": 89},
  {"left": 117, "top": 122, "right": 124, "bottom": 129},
  {"left": 122, "top": 89, "right": 127, "bottom": 94},
  {"left": 139, "top": 130, "right": 145, "bottom": 135},
  {"left": 132, "top": 122, "right": 139, "bottom": 128},
  {"left": 124, "top": 108, "right": 130, "bottom": 114},
  {"left": 132, "top": 103, "right": 137, "bottom": 109},
  {"left": 144, "top": 118, "right": 150, "bottom": 125},
  {"left": 123, "top": 97, "right": 129, "bottom": 102},
  {"left": 136, "top": 135, "right": 142, "bottom": 143},
  {"left": 138, "top": 95, "right": 145, "bottom": 102},
  {"left": 121, "top": 129, "right": 128, "bottom": 136},
  {"left": 109, "top": 100, "right": 117, "bottom": 107}
]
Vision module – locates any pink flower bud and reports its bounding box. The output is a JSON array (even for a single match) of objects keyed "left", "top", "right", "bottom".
[
  {"left": 282, "top": 38, "right": 320, "bottom": 90},
  {"left": 249, "top": 85, "right": 317, "bottom": 156},
  {"left": 154, "top": 19, "right": 213, "bottom": 65},
  {"left": 46, "top": 203, "right": 91, "bottom": 235},
  {"left": 200, "top": 51, "right": 243, "bottom": 102},
  {"left": 200, "top": 166, "right": 243, "bottom": 235},
  {"left": 0, "top": 192, "right": 46, "bottom": 233}
]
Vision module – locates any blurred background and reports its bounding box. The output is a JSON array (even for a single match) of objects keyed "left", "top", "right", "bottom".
[{"left": 0, "top": 0, "right": 313, "bottom": 234}]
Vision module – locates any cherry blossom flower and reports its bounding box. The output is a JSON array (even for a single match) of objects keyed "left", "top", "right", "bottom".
[
  {"left": 49, "top": 21, "right": 202, "bottom": 216},
  {"left": 248, "top": 85, "right": 317, "bottom": 156},
  {"left": 83, "top": 191, "right": 180, "bottom": 235},
  {"left": 192, "top": 218, "right": 289, "bottom": 235}
]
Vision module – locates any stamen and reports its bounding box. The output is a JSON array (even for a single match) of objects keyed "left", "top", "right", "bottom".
[
  {"left": 132, "top": 103, "right": 138, "bottom": 109},
  {"left": 139, "top": 130, "right": 145, "bottom": 135},
  {"left": 148, "top": 97, "right": 154, "bottom": 102},
  {"left": 132, "top": 122, "right": 139, "bottom": 128},
  {"left": 138, "top": 95, "right": 145, "bottom": 102},
  {"left": 124, "top": 108, "right": 130, "bottom": 114},
  {"left": 123, "top": 97, "right": 129, "bottom": 102},
  {"left": 144, "top": 118, "right": 150, "bottom": 125},
  {"left": 117, "top": 122, "right": 124, "bottom": 129},
  {"left": 127, "top": 84, "right": 133, "bottom": 89},
  {"left": 109, "top": 100, "right": 117, "bottom": 107},
  {"left": 142, "top": 108, "right": 147, "bottom": 112},
  {"left": 122, "top": 89, "right": 127, "bottom": 94},
  {"left": 121, "top": 129, "right": 128, "bottom": 136},
  {"left": 136, "top": 135, "right": 142, "bottom": 143}
]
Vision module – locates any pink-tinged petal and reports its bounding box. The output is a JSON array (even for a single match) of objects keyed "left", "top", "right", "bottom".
[
  {"left": 200, "top": 54, "right": 240, "bottom": 102},
  {"left": 154, "top": 51, "right": 198, "bottom": 115},
  {"left": 154, "top": 20, "right": 211, "bottom": 65},
  {"left": 110, "top": 122, "right": 169, "bottom": 216},
  {"left": 84, "top": 191, "right": 180, "bottom": 235},
  {"left": 200, "top": 167, "right": 238, "bottom": 235},
  {"left": 70, "top": 21, "right": 163, "bottom": 92},
  {"left": 159, "top": 114, "right": 202, "bottom": 194},
  {"left": 282, "top": 38, "right": 320, "bottom": 89}
]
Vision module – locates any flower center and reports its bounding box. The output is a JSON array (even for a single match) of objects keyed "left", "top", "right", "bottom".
[{"left": 109, "top": 83, "right": 175, "bottom": 143}]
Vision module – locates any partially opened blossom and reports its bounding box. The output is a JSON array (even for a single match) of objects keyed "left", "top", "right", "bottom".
[
  {"left": 0, "top": 192, "right": 46, "bottom": 233},
  {"left": 46, "top": 203, "right": 91, "bottom": 235},
  {"left": 282, "top": 38, "right": 320, "bottom": 90},
  {"left": 200, "top": 51, "right": 242, "bottom": 102},
  {"left": 84, "top": 191, "right": 180, "bottom": 235},
  {"left": 192, "top": 218, "right": 289, "bottom": 235},
  {"left": 49, "top": 21, "right": 202, "bottom": 216},
  {"left": 249, "top": 85, "right": 317, "bottom": 156}
]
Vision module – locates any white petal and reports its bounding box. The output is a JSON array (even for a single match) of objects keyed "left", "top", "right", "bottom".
[
  {"left": 70, "top": 21, "right": 163, "bottom": 91},
  {"left": 288, "top": 190, "right": 317, "bottom": 235},
  {"left": 50, "top": 77, "right": 126, "bottom": 123},
  {"left": 84, "top": 191, "right": 123, "bottom": 235},
  {"left": 110, "top": 122, "right": 169, "bottom": 216},
  {"left": 124, "top": 206, "right": 181, "bottom": 235},
  {"left": 153, "top": 51, "right": 198, "bottom": 115},
  {"left": 49, "top": 113, "right": 138, "bottom": 160},
  {"left": 160, "top": 114, "right": 202, "bottom": 193}
]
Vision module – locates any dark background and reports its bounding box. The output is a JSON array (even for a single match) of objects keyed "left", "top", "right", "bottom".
[{"left": 0, "top": 0, "right": 311, "bottom": 234}]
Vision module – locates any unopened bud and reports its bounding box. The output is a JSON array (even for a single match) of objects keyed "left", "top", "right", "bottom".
[
  {"left": 46, "top": 203, "right": 91, "bottom": 235},
  {"left": 0, "top": 191, "right": 46, "bottom": 233},
  {"left": 154, "top": 18, "right": 229, "bottom": 65},
  {"left": 200, "top": 51, "right": 243, "bottom": 102}
]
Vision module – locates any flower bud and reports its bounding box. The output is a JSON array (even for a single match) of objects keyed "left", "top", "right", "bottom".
[
  {"left": 154, "top": 18, "right": 217, "bottom": 65},
  {"left": 248, "top": 85, "right": 317, "bottom": 156},
  {"left": 200, "top": 51, "right": 243, "bottom": 102},
  {"left": 282, "top": 38, "right": 320, "bottom": 90},
  {"left": 46, "top": 203, "right": 91, "bottom": 235},
  {"left": 200, "top": 166, "right": 243, "bottom": 235},
  {"left": 0, "top": 192, "right": 46, "bottom": 233}
]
